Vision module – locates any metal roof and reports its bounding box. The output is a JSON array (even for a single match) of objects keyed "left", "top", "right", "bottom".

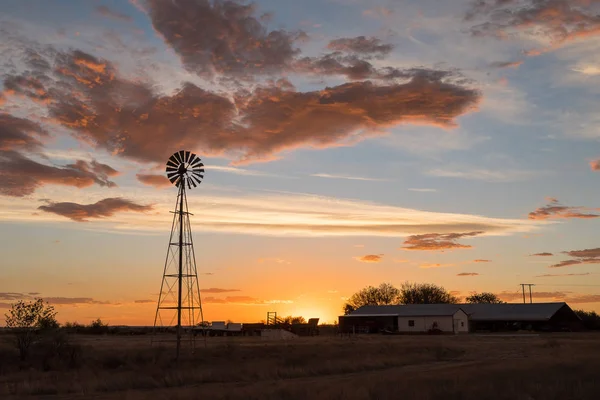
[
  {"left": 343, "top": 302, "right": 569, "bottom": 321},
  {"left": 343, "top": 304, "right": 465, "bottom": 317},
  {"left": 459, "top": 303, "right": 568, "bottom": 321}
]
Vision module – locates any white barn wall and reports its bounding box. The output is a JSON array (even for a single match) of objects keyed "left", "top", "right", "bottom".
[
  {"left": 397, "top": 310, "right": 470, "bottom": 333},
  {"left": 397, "top": 316, "right": 454, "bottom": 332},
  {"left": 453, "top": 310, "right": 469, "bottom": 333}
]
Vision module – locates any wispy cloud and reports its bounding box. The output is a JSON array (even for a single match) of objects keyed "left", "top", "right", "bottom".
[
  {"left": 1, "top": 188, "right": 540, "bottom": 238},
  {"left": 202, "top": 296, "right": 293, "bottom": 305},
  {"left": 206, "top": 165, "right": 278, "bottom": 177},
  {"left": 420, "top": 263, "right": 454, "bottom": 269},
  {"left": 473, "top": 259, "right": 491, "bottom": 263},
  {"left": 310, "top": 173, "right": 388, "bottom": 182},
  {"left": 408, "top": 188, "right": 437, "bottom": 192},
  {"left": 531, "top": 252, "right": 554, "bottom": 257},
  {"left": 573, "top": 65, "right": 600, "bottom": 76},
  {"left": 403, "top": 232, "right": 483, "bottom": 251},
  {"left": 427, "top": 167, "right": 540, "bottom": 182},
  {"left": 201, "top": 288, "right": 241, "bottom": 294},
  {"left": 354, "top": 254, "right": 383, "bottom": 263},
  {"left": 529, "top": 198, "right": 599, "bottom": 220},
  {"left": 535, "top": 273, "right": 591, "bottom": 278},
  {"left": 457, "top": 272, "right": 479, "bottom": 276}
]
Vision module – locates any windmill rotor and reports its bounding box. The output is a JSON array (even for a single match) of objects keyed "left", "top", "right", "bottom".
[{"left": 165, "top": 150, "right": 204, "bottom": 189}]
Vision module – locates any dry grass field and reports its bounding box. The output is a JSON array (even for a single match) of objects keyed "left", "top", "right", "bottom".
[{"left": 1, "top": 332, "right": 600, "bottom": 399}]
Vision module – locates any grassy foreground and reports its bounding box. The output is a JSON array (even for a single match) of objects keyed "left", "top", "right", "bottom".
[{"left": 1, "top": 332, "right": 599, "bottom": 399}]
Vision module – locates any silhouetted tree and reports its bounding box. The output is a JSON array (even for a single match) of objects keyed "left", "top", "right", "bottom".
[
  {"left": 343, "top": 283, "right": 400, "bottom": 314},
  {"left": 574, "top": 310, "right": 600, "bottom": 330},
  {"left": 465, "top": 292, "right": 505, "bottom": 304},
  {"left": 4, "top": 298, "right": 58, "bottom": 360},
  {"left": 281, "top": 316, "right": 307, "bottom": 324},
  {"left": 399, "top": 282, "right": 459, "bottom": 304},
  {"left": 88, "top": 318, "right": 109, "bottom": 334}
]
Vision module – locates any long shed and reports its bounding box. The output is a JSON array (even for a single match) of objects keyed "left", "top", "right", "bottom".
[{"left": 338, "top": 302, "right": 582, "bottom": 334}]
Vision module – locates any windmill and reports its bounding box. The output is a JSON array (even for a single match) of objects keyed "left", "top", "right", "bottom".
[{"left": 152, "top": 150, "right": 205, "bottom": 358}]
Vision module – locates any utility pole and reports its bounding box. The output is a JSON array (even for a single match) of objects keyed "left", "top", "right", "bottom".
[{"left": 519, "top": 284, "right": 535, "bottom": 304}]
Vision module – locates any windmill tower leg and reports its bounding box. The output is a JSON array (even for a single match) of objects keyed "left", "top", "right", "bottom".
[{"left": 176, "top": 181, "right": 184, "bottom": 359}]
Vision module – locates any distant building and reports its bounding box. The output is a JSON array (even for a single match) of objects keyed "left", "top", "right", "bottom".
[
  {"left": 339, "top": 304, "right": 469, "bottom": 334},
  {"left": 338, "top": 302, "right": 582, "bottom": 334}
]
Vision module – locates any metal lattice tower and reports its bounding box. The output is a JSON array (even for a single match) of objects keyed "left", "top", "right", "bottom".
[{"left": 152, "top": 150, "right": 205, "bottom": 358}]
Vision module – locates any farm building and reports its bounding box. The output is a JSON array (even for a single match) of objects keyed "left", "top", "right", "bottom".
[
  {"left": 339, "top": 304, "right": 469, "bottom": 334},
  {"left": 338, "top": 302, "right": 582, "bottom": 334}
]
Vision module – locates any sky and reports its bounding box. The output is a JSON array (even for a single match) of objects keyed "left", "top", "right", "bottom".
[{"left": 1, "top": 0, "right": 600, "bottom": 326}]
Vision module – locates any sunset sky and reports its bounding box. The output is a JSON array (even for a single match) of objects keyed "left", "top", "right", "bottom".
[{"left": 1, "top": 0, "right": 600, "bottom": 326}]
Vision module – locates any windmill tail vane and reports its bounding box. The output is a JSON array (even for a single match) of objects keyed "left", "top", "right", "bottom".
[{"left": 153, "top": 150, "right": 206, "bottom": 357}]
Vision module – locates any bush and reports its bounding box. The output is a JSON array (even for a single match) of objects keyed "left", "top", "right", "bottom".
[
  {"left": 575, "top": 310, "right": 600, "bottom": 330},
  {"left": 88, "top": 318, "right": 109, "bottom": 335},
  {"left": 4, "top": 298, "right": 59, "bottom": 360}
]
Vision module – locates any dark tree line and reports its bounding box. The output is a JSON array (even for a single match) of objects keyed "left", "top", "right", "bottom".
[{"left": 343, "top": 282, "right": 504, "bottom": 314}]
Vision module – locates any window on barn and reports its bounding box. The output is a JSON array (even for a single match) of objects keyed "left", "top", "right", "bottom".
[
  {"left": 408, "top": 320, "right": 415, "bottom": 327},
  {"left": 461, "top": 322, "right": 464, "bottom": 327}
]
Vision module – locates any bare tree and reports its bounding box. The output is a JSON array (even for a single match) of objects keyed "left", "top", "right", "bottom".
[
  {"left": 465, "top": 292, "right": 505, "bottom": 304},
  {"left": 399, "top": 282, "right": 459, "bottom": 304},
  {"left": 343, "top": 283, "right": 400, "bottom": 314},
  {"left": 4, "top": 298, "right": 58, "bottom": 360}
]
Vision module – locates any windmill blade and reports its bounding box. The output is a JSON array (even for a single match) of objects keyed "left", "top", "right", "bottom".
[
  {"left": 189, "top": 153, "right": 198, "bottom": 165},
  {"left": 177, "top": 150, "right": 185, "bottom": 164},
  {"left": 166, "top": 166, "right": 178, "bottom": 174},
  {"left": 166, "top": 159, "right": 178, "bottom": 169},
  {"left": 191, "top": 162, "right": 204, "bottom": 170},
  {"left": 167, "top": 172, "right": 179, "bottom": 179},
  {"left": 187, "top": 177, "right": 192, "bottom": 189},
  {"left": 184, "top": 151, "right": 191, "bottom": 164},
  {"left": 171, "top": 152, "right": 182, "bottom": 164},
  {"left": 191, "top": 174, "right": 203, "bottom": 185},
  {"left": 168, "top": 174, "right": 179, "bottom": 184},
  {"left": 190, "top": 158, "right": 203, "bottom": 168},
  {"left": 189, "top": 177, "right": 197, "bottom": 188}
]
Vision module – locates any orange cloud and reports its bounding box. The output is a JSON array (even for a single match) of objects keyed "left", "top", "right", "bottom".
[
  {"left": 402, "top": 232, "right": 483, "bottom": 251},
  {"left": 590, "top": 160, "right": 600, "bottom": 171},
  {"left": 136, "top": 174, "right": 171, "bottom": 188},
  {"left": 467, "top": 0, "right": 600, "bottom": 54},
  {"left": 457, "top": 272, "right": 479, "bottom": 276},
  {"left": 354, "top": 254, "right": 383, "bottom": 263},
  {"left": 473, "top": 259, "right": 491, "bottom": 263},
  {"left": 142, "top": 0, "right": 304, "bottom": 77},
  {"left": 547, "top": 248, "right": 600, "bottom": 268},
  {"left": 38, "top": 198, "right": 153, "bottom": 222},
  {"left": 528, "top": 198, "right": 599, "bottom": 220},
  {"left": 0, "top": 152, "right": 118, "bottom": 197},
  {"left": 531, "top": 252, "right": 553, "bottom": 256},
  {"left": 0, "top": 113, "right": 48, "bottom": 151},
  {"left": 6, "top": 42, "right": 480, "bottom": 166}
]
